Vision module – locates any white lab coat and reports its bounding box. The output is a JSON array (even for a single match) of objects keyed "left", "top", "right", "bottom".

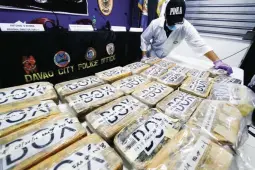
[{"left": 140, "top": 17, "right": 212, "bottom": 58}]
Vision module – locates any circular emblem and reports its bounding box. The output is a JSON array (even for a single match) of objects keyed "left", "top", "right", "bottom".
[
  {"left": 54, "top": 51, "right": 70, "bottom": 68},
  {"left": 106, "top": 43, "right": 115, "bottom": 55},
  {"left": 22, "top": 55, "right": 37, "bottom": 74},
  {"left": 98, "top": 0, "right": 113, "bottom": 16},
  {"left": 86, "top": 47, "right": 97, "bottom": 61},
  {"left": 173, "top": 41, "right": 178, "bottom": 44}
]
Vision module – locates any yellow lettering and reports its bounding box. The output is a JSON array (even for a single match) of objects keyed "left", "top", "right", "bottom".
[
  {"left": 33, "top": 74, "right": 39, "bottom": 81},
  {"left": 24, "top": 75, "right": 33, "bottom": 83},
  {"left": 43, "top": 72, "right": 49, "bottom": 79},
  {"left": 70, "top": 66, "right": 74, "bottom": 72},
  {"left": 78, "top": 63, "right": 85, "bottom": 70},
  {"left": 48, "top": 71, "right": 54, "bottom": 77},
  {"left": 58, "top": 68, "right": 64, "bottom": 75}
]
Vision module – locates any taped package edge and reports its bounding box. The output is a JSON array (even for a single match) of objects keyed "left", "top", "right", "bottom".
[
  {"left": 180, "top": 77, "right": 213, "bottom": 98},
  {"left": 64, "top": 84, "right": 125, "bottom": 118},
  {"left": 0, "top": 82, "right": 58, "bottom": 113},
  {"left": 95, "top": 67, "right": 132, "bottom": 82},
  {"left": 30, "top": 133, "right": 123, "bottom": 170},
  {"left": 111, "top": 75, "right": 151, "bottom": 94},
  {"left": 54, "top": 76, "right": 106, "bottom": 99},
  {"left": 85, "top": 95, "right": 150, "bottom": 142},
  {"left": 0, "top": 100, "right": 60, "bottom": 138},
  {"left": 0, "top": 114, "right": 86, "bottom": 170},
  {"left": 131, "top": 82, "right": 174, "bottom": 107}
]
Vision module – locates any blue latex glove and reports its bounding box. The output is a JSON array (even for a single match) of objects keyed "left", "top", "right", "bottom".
[{"left": 214, "top": 60, "right": 233, "bottom": 75}]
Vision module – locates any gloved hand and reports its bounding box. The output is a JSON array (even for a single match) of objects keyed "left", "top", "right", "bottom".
[
  {"left": 141, "top": 55, "right": 148, "bottom": 62},
  {"left": 214, "top": 60, "right": 233, "bottom": 75}
]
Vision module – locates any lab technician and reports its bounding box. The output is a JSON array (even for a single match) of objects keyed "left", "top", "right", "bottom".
[{"left": 141, "top": 0, "right": 233, "bottom": 74}]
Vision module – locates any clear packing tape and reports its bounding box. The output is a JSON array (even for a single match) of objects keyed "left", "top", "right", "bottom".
[
  {"left": 0, "top": 113, "right": 86, "bottom": 170},
  {"left": 187, "top": 100, "right": 246, "bottom": 148},
  {"left": 30, "top": 133, "right": 123, "bottom": 170},
  {"left": 114, "top": 108, "right": 182, "bottom": 170},
  {"left": 209, "top": 83, "right": 255, "bottom": 117},
  {"left": 54, "top": 76, "right": 105, "bottom": 100},
  {"left": 86, "top": 95, "right": 149, "bottom": 142},
  {"left": 0, "top": 82, "right": 58, "bottom": 113},
  {"left": 146, "top": 127, "right": 234, "bottom": 170}
]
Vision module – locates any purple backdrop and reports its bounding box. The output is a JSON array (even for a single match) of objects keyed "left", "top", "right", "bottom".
[{"left": 0, "top": 0, "right": 131, "bottom": 29}]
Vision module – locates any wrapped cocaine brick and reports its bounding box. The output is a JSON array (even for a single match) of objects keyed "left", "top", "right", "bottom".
[
  {"left": 0, "top": 114, "right": 86, "bottom": 170},
  {"left": 124, "top": 62, "right": 150, "bottom": 74},
  {"left": 213, "top": 75, "right": 242, "bottom": 84},
  {"left": 209, "top": 83, "right": 255, "bottom": 116},
  {"left": 112, "top": 75, "right": 151, "bottom": 94},
  {"left": 156, "top": 70, "right": 187, "bottom": 89},
  {"left": 157, "top": 90, "right": 202, "bottom": 123},
  {"left": 187, "top": 100, "right": 243, "bottom": 146},
  {"left": 140, "top": 65, "right": 168, "bottom": 81},
  {"left": 146, "top": 128, "right": 233, "bottom": 170},
  {"left": 132, "top": 81, "right": 174, "bottom": 107},
  {"left": 55, "top": 76, "right": 105, "bottom": 100},
  {"left": 187, "top": 68, "right": 210, "bottom": 79},
  {"left": 114, "top": 108, "right": 181, "bottom": 170},
  {"left": 154, "top": 59, "right": 176, "bottom": 69},
  {"left": 0, "top": 100, "right": 59, "bottom": 138},
  {"left": 180, "top": 77, "right": 212, "bottom": 98},
  {"left": 31, "top": 134, "right": 123, "bottom": 170},
  {"left": 86, "top": 95, "right": 149, "bottom": 141},
  {"left": 0, "top": 82, "right": 57, "bottom": 113},
  {"left": 95, "top": 66, "right": 132, "bottom": 82},
  {"left": 168, "top": 65, "right": 190, "bottom": 74},
  {"left": 65, "top": 84, "right": 124, "bottom": 118},
  {"left": 141, "top": 56, "right": 161, "bottom": 65}
]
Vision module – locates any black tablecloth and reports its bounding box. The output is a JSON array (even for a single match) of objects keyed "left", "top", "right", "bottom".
[{"left": 0, "top": 31, "right": 142, "bottom": 88}]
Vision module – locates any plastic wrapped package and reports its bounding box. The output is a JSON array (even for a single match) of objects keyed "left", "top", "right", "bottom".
[
  {"left": 65, "top": 84, "right": 124, "bottom": 119},
  {"left": 209, "top": 83, "right": 255, "bottom": 116},
  {"left": 124, "top": 62, "right": 151, "bottom": 74},
  {"left": 208, "top": 68, "right": 228, "bottom": 78},
  {"left": 180, "top": 77, "right": 213, "bottom": 98},
  {"left": 54, "top": 76, "right": 105, "bottom": 100},
  {"left": 141, "top": 56, "right": 161, "bottom": 65},
  {"left": 112, "top": 75, "right": 151, "bottom": 94},
  {"left": 146, "top": 127, "right": 233, "bottom": 170},
  {"left": 86, "top": 95, "right": 149, "bottom": 141},
  {"left": 156, "top": 70, "right": 187, "bottom": 89},
  {"left": 187, "top": 69, "right": 210, "bottom": 79},
  {"left": 157, "top": 90, "right": 202, "bottom": 123},
  {"left": 186, "top": 100, "right": 243, "bottom": 147},
  {"left": 140, "top": 65, "right": 168, "bottom": 81},
  {"left": 132, "top": 81, "right": 174, "bottom": 107},
  {"left": 0, "top": 82, "right": 58, "bottom": 113},
  {"left": 31, "top": 133, "right": 123, "bottom": 170},
  {"left": 168, "top": 65, "right": 190, "bottom": 74},
  {"left": 114, "top": 108, "right": 182, "bottom": 170},
  {"left": 95, "top": 66, "right": 132, "bottom": 82},
  {"left": 213, "top": 75, "right": 242, "bottom": 84},
  {"left": 0, "top": 114, "right": 86, "bottom": 170},
  {"left": 0, "top": 100, "right": 59, "bottom": 138},
  {"left": 154, "top": 59, "right": 176, "bottom": 69}
]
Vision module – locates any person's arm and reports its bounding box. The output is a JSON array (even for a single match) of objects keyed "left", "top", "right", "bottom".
[
  {"left": 185, "top": 21, "right": 233, "bottom": 74},
  {"left": 204, "top": 50, "right": 220, "bottom": 62},
  {"left": 141, "top": 21, "right": 154, "bottom": 59}
]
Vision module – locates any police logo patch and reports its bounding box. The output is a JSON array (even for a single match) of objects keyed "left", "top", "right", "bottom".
[
  {"left": 86, "top": 47, "right": 97, "bottom": 61},
  {"left": 106, "top": 43, "right": 115, "bottom": 55},
  {"left": 54, "top": 51, "right": 71, "bottom": 68},
  {"left": 98, "top": 0, "right": 113, "bottom": 16},
  {"left": 22, "top": 55, "right": 37, "bottom": 74}
]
